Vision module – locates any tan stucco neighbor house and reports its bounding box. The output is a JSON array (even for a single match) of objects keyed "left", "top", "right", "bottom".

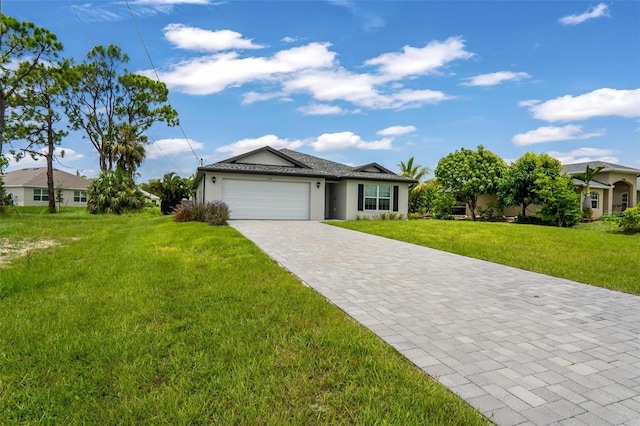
[
  {"left": 3, "top": 168, "right": 90, "bottom": 207},
  {"left": 563, "top": 161, "right": 640, "bottom": 219},
  {"left": 194, "top": 146, "right": 415, "bottom": 220}
]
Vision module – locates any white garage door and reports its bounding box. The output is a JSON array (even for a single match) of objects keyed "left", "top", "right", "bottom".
[{"left": 222, "top": 179, "right": 310, "bottom": 220}]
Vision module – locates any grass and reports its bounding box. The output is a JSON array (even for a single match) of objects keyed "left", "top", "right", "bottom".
[
  {"left": 330, "top": 219, "right": 640, "bottom": 295},
  {"left": 0, "top": 208, "right": 488, "bottom": 424}
]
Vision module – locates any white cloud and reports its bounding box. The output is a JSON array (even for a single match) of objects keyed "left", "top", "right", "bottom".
[
  {"left": 524, "top": 88, "right": 640, "bottom": 122},
  {"left": 548, "top": 147, "right": 618, "bottom": 164},
  {"left": 146, "top": 138, "right": 204, "bottom": 159},
  {"left": 559, "top": 3, "right": 610, "bottom": 25},
  {"left": 241, "top": 91, "right": 285, "bottom": 105},
  {"left": 216, "top": 135, "right": 305, "bottom": 156},
  {"left": 297, "top": 104, "right": 344, "bottom": 115},
  {"left": 365, "top": 36, "right": 474, "bottom": 79},
  {"left": 512, "top": 124, "right": 606, "bottom": 146},
  {"left": 518, "top": 99, "right": 541, "bottom": 107},
  {"left": 162, "top": 24, "right": 264, "bottom": 52},
  {"left": 148, "top": 42, "right": 336, "bottom": 95},
  {"left": 461, "top": 71, "right": 531, "bottom": 87},
  {"left": 310, "top": 131, "right": 392, "bottom": 152},
  {"left": 151, "top": 28, "right": 462, "bottom": 110},
  {"left": 377, "top": 125, "right": 417, "bottom": 136},
  {"left": 281, "top": 36, "right": 299, "bottom": 43},
  {"left": 283, "top": 69, "right": 452, "bottom": 109},
  {"left": 71, "top": 3, "right": 121, "bottom": 22}
]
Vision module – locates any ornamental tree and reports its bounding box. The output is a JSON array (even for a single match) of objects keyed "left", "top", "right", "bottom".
[
  {"left": 497, "top": 152, "right": 561, "bottom": 218},
  {"left": 534, "top": 173, "right": 581, "bottom": 227},
  {"left": 434, "top": 145, "right": 506, "bottom": 220}
]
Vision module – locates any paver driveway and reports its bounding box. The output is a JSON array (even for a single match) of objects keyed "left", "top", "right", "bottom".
[{"left": 230, "top": 221, "right": 640, "bottom": 426}]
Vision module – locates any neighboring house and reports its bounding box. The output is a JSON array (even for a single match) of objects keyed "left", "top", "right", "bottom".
[
  {"left": 139, "top": 189, "right": 160, "bottom": 206},
  {"left": 470, "top": 161, "right": 640, "bottom": 219},
  {"left": 194, "top": 146, "right": 415, "bottom": 220},
  {"left": 564, "top": 161, "right": 640, "bottom": 218},
  {"left": 2, "top": 168, "right": 90, "bottom": 207}
]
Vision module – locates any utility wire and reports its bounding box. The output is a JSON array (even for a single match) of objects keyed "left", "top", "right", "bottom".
[{"left": 124, "top": 0, "right": 201, "bottom": 166}]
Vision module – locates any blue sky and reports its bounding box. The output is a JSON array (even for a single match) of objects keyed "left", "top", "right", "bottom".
[{"left": 5, "top": 0, "right": 640, "bottom": 181}]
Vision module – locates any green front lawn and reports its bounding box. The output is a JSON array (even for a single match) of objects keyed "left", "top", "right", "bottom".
[
  {"left": 331, "top": 219, "right": 640, "bottom": 295},
  {"left": 0, "top": 209, "right": 488, "bottom": 424}
]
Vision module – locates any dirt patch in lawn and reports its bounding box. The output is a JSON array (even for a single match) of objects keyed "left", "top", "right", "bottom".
[{"left": 0, "top": 238, "right": 59, "bottom": 267}]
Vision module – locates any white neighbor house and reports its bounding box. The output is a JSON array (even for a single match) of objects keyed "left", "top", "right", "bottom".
[
  {"left": 3, "top": 168, "right": 90, "bottom": 207},
  {"left": 194, "top": 146, "right": 416, "bottom": 220}
]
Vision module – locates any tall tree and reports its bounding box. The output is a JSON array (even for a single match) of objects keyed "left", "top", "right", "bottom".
[
  {"left": 65, "top": 44, "right": 179, "bottom": 174},
  {"left": 0, "top": 15, "right": 62, "bottom": 205},
  {"left": 497, "top": 152, "right": 561, "bottom": 218},
  {"left": 7, "top": 61, "right": 70, "bottom": 213},
  {"left": 573, "top": 165, "right": 606, "bottom": 210},
  {"left": 435, "top": 145, "right": 506, "bottom": 221}
]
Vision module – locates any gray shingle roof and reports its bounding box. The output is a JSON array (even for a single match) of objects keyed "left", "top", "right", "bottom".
[
  {"left": 2, "top": 168, "right": 90, "bottom": 189},
  {"left": 198, "top": 146, "right": 416, "bottom": 183},
  {"left": 562, "top": 161, "right": 640, "bottom": 175}
]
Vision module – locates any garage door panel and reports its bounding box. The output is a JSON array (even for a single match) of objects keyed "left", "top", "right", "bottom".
[{"left": 222, "top": 179, "right": 310, "bottom": 220}]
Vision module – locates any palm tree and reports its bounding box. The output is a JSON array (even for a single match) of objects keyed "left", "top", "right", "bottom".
[
  {"left": 398, "top": 157, "right": 433, "bottom": 212},
  {"left": 398, "top": 157, "right": 431, "bottom": 193},
  {"left": 574, "top": 165, "right": 605, "bottom": 210},
  {"left": 111, "top": 125, "right": 145, "bottom": 177}
]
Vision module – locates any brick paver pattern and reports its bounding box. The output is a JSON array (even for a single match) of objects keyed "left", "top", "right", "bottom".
[{"left": 231, "top": 221, "right": 640, "bottom": 426}]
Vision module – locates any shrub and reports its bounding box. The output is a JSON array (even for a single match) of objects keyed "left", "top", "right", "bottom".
[
  {"left": 534, "top": 174, "right": 581, "bottom": 227},
  {"left": 87, "top": 169, "right": 145, "bottom": 214},
  {"left": 582, "top": 207, "right": 593, "bottom": 219},
  {"left": 408, "top": 212, "right": 421, "bottom": 220},
  {"left": 432, "top": 192, "right": 456, "bottom": 220},
  {"left": 174, "top": 201, "right": 230, "bottom": 226},
  {"left": 600, "top": 214, "right": 621, "bottom": 224},
  {"left": 619, "top": 206, "right": 640, "bottom": 233},
  {"left": 397, "top": 213, "right": 405, "bottom": 220},
  {"left": 172, "top": 203, "right": 193, "bottom": 222}
]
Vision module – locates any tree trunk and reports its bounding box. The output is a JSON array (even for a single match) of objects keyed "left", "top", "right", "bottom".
[
  {"left": 468, "top": 196, "right": 477, "bottom": 221},
  {"left": 0, "top": 93, "right": 6, "bottom": 158},
  {"left": 47, "top": 122, "right": 56, "bottom": 214},
  {"left": 521, "top": 204, "right": 527, "bottom": 218}
]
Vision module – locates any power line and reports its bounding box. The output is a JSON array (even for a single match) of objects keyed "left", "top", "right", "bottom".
[{"left": 124, "top": 0, "right": 201, "bottom": 166}]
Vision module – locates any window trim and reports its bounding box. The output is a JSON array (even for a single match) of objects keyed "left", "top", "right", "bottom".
[
  {"left": 590, "top": 192, "right": 598, "bottom": 209},
  {"left": 74, "top": 190, "right": 87, "bottom": 203},
  {"left": 33, "top": 188, "right": 49, "bottom": 202},
  {"left": 364, "top": 184, "right": 391, "bottom": 211},
  {"left": 621, "top": 192, "right": 629, "bottom": 209}
]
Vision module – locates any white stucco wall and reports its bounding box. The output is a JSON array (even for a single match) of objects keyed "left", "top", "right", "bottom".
[{"left": 5, "top": 186, "right": 87, "bottom": 207}]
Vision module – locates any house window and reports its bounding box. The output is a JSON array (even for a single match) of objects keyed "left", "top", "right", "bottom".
[
  {"left": 590, "top": 192, "right": 598, "bottom": 209},
  {"left": 621, "top": 192, "right": 629, "bottom": 210},
  {"left": 364, "top": 184, "right": 390, "bottom": 210},
  {"left": 74, "top": 190, "right": 87, "bottom": 202},
  {"left": 33, "top": 188, "right": 49, "bottom": 201}
]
